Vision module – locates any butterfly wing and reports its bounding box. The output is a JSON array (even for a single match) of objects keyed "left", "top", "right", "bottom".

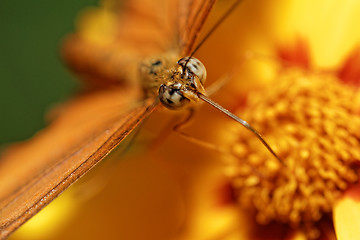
[
  {"left": 0, "top": 88, "right": 156, "bottom": 238},
  {"left": 62, "top": 0, "right": 216, "bottom": 87},
  {"left": 62, "top": 0, "right": 179, "bottom": 88},
  {"left": 0, "top": 0, "right": 216, "bottom": 237},
  {"left": 178, "top": 0, "right": 216, "bottom": 55}
]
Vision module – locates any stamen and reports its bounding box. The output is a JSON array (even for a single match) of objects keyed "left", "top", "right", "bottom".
[{"left": 223, "top": 70, "right": 360, "bottom": 237}]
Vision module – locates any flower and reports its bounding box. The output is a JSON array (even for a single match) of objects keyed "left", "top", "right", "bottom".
[
  {"left": 7, "top": 0, "right": 360, "bottom": 240},
  {"left": 213, "top": 0, "right": 360, "bottom": 239},
  {"left": 222, "top": 70, "right": 360, "bottom": 239}
]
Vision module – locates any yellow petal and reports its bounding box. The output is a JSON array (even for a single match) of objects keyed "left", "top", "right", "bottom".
[
  {"left": 288, "top": 231, "right": 307, "bottom": 240},
  {"left": 11, "top": 192, "right": 77, "bottom": 239},
  {"left": 334, "top": 188, "right": 360, "bottom": 240},
  {"left": 76, "top": 5, "right": 117, "bottom": 45},
  {"left": 269, "top": 0, "right": 360, "bottom": 69}
]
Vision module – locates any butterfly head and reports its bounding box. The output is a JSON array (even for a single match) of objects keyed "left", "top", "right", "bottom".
[{"left": 159, "top": 56, "right": 207, "bottom": 109}]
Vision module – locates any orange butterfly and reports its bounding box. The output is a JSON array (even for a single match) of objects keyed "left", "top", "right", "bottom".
[{"left": 0, "top": 0, "right": 278, "bottom": 238}]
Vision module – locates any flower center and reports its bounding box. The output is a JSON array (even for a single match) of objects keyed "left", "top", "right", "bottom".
[{"left": 224, "top": 70, "right": 360, "bottom": 231}]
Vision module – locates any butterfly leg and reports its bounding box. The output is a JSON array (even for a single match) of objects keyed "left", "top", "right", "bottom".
[
  {"left": 173, "top": 108, "right": 229, "bottom": 155},
  {"left": 147, "top": 108, "right": 228, "bottom": 156},
  {"left": 173, "top": 108, "right": 266, "bottom": 179},
  {"left": 205, "top": 73, "right": 232, "bottom": 97}
]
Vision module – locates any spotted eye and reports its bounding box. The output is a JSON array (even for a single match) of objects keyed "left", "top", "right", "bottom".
[
  {"left": 158, "top": 84, "right": 190, "bottom": 110},
  {"left": 177, "top": 57, "right": 207, "bottom": 84}
]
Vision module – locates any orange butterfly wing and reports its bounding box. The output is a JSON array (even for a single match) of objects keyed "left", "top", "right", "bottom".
[
  {"left": 0, "top": 0, "right": 216, "bottom": 238},
  {"left": 62, "top": 0, "right": 216, "bottom": 87},
  {"left": 0, "top": 88, "right": 156, "bottom": 238}
]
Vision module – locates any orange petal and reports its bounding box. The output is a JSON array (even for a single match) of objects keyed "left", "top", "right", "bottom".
[
  {"left": 276, "top": 37, "right": 311, "bottom": 69},
  {"left": 337, "top": 46, "right": 360, "bottom": 86},
  {"left": 333, "top": 184, "right": 360, "bottom": 240}
]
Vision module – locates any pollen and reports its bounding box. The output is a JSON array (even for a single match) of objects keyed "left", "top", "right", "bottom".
[{"left": 224, "top": 70, "right": 360, "bottom": 233}]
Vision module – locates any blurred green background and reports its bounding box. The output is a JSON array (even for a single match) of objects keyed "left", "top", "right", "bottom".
[{"left": 0, "top": 0, "right": 99, "bottom": 146}]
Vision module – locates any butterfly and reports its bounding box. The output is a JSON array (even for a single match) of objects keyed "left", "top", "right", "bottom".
[{"left": 0, "top": 0, "right": 280, "bottom": 238}]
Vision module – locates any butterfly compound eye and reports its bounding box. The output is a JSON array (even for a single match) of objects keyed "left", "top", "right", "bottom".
[
  {"left": 178, "top": 57, "right": 207, "bottom": 84},
  {"left": 159, "top": 84, "right": 190, "bottom": 110}
]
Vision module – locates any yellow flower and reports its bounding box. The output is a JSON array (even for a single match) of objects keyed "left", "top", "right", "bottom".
[
  {"left": 9, "top": 0, "right": 360, "bottom": 240},
  {"left": 212, "top": 0, "right": 360, "bottom": 239}
]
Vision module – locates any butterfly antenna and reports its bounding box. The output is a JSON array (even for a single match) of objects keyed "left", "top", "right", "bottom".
[
  {"left": 183, "top": 0, "right": 242, "bottom": 70},
  {"left": 190, "top": 0, "right": 242, "bottom": 58},
  {"left": 198, "top": 93, "right": 284, "bottom": 165}
]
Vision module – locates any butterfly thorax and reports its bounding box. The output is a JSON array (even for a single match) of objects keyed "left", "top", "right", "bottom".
[{"left": 139, "top": 54, "right": 207, "bottom": 110}]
